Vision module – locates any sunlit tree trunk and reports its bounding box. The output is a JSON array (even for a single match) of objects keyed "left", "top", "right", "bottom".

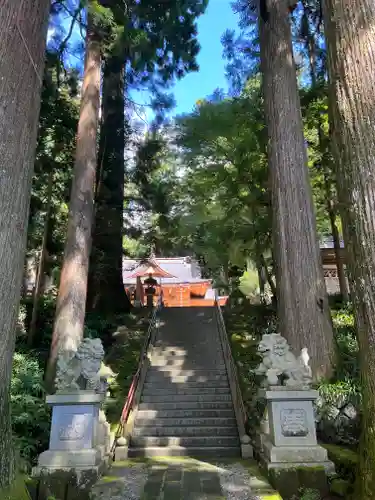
[
  {"left": 45, "top": 11, "right": 101, "bottom": 392},
  {"left": 258, "top": 0, "right": 334, "bottom": 379},
  {"left": 322, "top": 0, "right": 375, "bottom": 496},
  {"left": 0, "top": 0, "right": 50, "bottom": 487}
]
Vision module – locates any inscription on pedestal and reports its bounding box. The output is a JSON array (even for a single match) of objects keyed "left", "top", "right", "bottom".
[
  {"left": 280, "top": 409, "right": 308, "bottom": 437},
  {"left": 50, "top": 404, "right": 97, "bottom": 451},
  {"left": 58, "top": 418, "right": 85, "bottom": 441}
]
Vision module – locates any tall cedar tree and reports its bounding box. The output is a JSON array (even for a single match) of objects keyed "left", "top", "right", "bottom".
[
  {"left": 300, "top": 2, "right": 349, "bottom": 302},
  {"left": 0, "top": 0, "right": 50, "bottom": 486},
  {"left": 87, "top": 0, "right": 207, "bottom": 313},
  {"left": 258, "top": 0, "right": 334, "bottom": 378},
  {"left": 45, "top": 7, "right": 101, "bottom": 392},
  {"left": 88, "top": 54, "right": 127, "bottom": 312},
  {"left": 322, "top": 0, "right": 375, "bottom": 496}
]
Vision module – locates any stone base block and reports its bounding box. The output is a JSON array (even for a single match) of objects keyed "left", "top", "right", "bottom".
[
  {"left": 37, "top": 448, "right": 102, "bottom": 468},
  {"left": 31, "top": 466, "right": 101, "bottom": 500},
  {"left": 263, "top": 438, "right": 330, "bottom": 464},
  {"left": 241, "top": 443, "right": 253, "bottom": 459},
  {"left": 115, "top": 445, "right": 129, "bottom": 461},
  {"left": 266, "top": 462, "right": 333, "bottom": 500}
]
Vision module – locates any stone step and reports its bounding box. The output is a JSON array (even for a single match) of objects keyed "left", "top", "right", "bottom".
[
  {"left": 150, "top": 362, "right": 226, "bottom": 370},
  {"left": 143, "top": 379, "right": 230, "bottom": 389},
  {"left": 151, "top": 351, "right": 224, "bottom": 358},
  {"left": 130, "top": 435, "right": 240, "bottom": 448},
  {"left": 128, "top": 446, "right": 240, "bottom": 458},
  {"left": 142, "top": 386, "right": 231, "bottom": 396},
  {"left": 146, "top": 368, "right": 228, "bottom": 379},
  {"left": 141, "top": 393, "right": 232, "bottom": 403},
  {"left": 134, "top": 417, "right": 237, "bottom": 428},
  {"left": 136, "top": 408, "right": 236, "bottom": 419},
  {"left": 138, "top": 401, "right": 233, "bottom": 411},
  {"left": 132, "top": 426, "right": 238, "bottom": 437}
]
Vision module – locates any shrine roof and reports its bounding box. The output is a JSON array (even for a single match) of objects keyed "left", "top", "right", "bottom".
[
  {"left": 320, "top": 237, "right": 344, "bottom": 249},
  {"left": 123, "top": 257, "right": 211, "bottom": 285}
]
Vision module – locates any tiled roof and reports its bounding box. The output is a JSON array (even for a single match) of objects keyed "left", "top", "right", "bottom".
[
  {"left": 123, "top": 257, "right": 211, "bottom": 285},
  {"left": 320, "top": 237, "right": 344, "bottom": 249}
]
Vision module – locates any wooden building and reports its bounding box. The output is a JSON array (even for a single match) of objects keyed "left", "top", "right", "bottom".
[
  {"left": 122, "top": 257, "right": 224, "bottom": 307},
  {"left": 320, "top": 237, "right": 348, "bottom": 295}
]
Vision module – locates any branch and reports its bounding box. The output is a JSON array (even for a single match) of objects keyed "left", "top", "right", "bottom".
[{"left": 59, "top": 3, "right": 83, "bottom": 56}]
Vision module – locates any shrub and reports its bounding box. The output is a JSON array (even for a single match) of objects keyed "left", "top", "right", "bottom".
[
  {"left": 11, "top": 350, "right": 51, "bottom": 467},
  {"left": 223, "top": 296, "right": 277, "bottom": 437},
  {"left": 316, "top": 304, "right": 361, "bottom": 447}
]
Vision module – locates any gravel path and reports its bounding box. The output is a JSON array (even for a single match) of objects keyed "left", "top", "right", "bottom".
[{"left": 90, "top": 458, "right": 277, "bottom": 500}]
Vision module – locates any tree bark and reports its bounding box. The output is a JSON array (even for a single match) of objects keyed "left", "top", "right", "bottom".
[
  {"left": 87, "top": 54, "right": 131, "bottom": 314},
  {"left": 322, "top": 0, "right": 375, "bottom": 496},
  {"left": 28, "top": 171, "right": 53, "bottom": 347},
  {"left": 0, "top": 0, "right": 50, "bottom": 487},
  {"left": 258, "top": 0, "right": 334, "bottom": 379},
  {"left": 45, "top": 12, "right": 101, "bottom": 392},
  {"left": 260, "top": 253, "right": 277, "bottom": 298},
  {"left": 304, "top": 25, "right": 350, "bottom": 304},
  {"left": 326, "top": 194, "right": 349, "bottom": 302}
]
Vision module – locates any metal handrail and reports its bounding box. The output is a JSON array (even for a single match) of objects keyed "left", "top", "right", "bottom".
[
  {"left": 112, "top": 296, "right": 162, "bottom": 449},
  {"left": 214, "top": 291, "right": 247, "bottom": 438}
]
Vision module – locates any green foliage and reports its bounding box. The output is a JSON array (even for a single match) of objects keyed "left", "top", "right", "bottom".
[
  {"left": 18, "top": 291, "right": 58, "bottom": 355},
  {"left": 11, "top": 351, "right": 50, "bottom": 467},
  {"left": 332, "top": 305, "right": 359, "bottom": 382},
  {"left": 316, "top": 304, "right": 361, "bottom": 447},
  {"left": 174, "top": 77, "right": 270, "bottom": 279},
  {"left": 223, "top": 297, "right": 277, "bottom": 436},
  {"left": 103, "top": 313, "right": 148, "bottom": 426},
  {"left": 125, "top": 133, "right": 184, "bottom": 257},
  {"left": 239, "top": 266, "right": 260, "bottom": 299},
  {"left": 0, "top": 474, "right": 32, "bottom": 500}
]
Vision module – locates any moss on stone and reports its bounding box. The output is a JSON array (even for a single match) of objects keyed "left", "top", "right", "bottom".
[
  {"left": 330, "top": 478, "right": 351, "bottom": 497},
  {"left": 268, "top": 466, "right": 329, "bottom": 500},
  {"left": 321, "top": 443, "right": 358, "bottom": 484}
]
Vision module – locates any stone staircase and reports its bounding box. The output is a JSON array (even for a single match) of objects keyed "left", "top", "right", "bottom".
[{"left": 128, "top": 307, "right": 241, "bottom": 458}]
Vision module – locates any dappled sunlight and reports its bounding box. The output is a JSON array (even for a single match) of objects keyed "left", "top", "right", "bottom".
[
  {"left": 127, "top": 306, "right": 240, "bottom": 460},
  {"left": 96, "top": 455, "right": 276, "bottom": 498}
]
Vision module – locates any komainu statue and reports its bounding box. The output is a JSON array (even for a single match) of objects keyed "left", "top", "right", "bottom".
[
  {"left": 55, "top": 338, "right": 110, "bottom": 393},
  {"left": 254, "top": 333, "right": 312, "bottom": 389}
]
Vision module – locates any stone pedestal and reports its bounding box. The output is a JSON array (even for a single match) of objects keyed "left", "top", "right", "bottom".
[
  {"left": 259, "top": 388, "right": 334, "bottom": 472},
  {"left": 32, "top": 392, "right": 108, "bottom": 499}
]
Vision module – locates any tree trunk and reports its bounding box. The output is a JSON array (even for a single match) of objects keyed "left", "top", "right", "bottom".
[
  {"left": 87, "top": 55, "right": 131, "bottom": 314},
  {"left": 45, "top": 12, "right": 101, "bottom": 392},
  {"left": 0, "top": 0, "right": 50, "bottom": 487},
  {"left": 258, "top": 0, "right": 334, "bottom": 379},
  {"left": 28, "top": 171, "right": 53, "bottom": 347},
  {"left": 260, "top": 253, "right": 277, "bottom": 298},
  {"left": 304, "top": 25, "right": 350, "bottom": 304},
  {"left": 326, "top": 196, "right": 349, "bottom": 302},
  {"left": 322, "top": 1, "right": 375, "bottom": 496}
]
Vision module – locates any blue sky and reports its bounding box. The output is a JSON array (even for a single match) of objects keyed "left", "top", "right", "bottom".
[
  {"left": 52, "top": 1, "right": 240, "bottom": 122},
  {"left": 172, "top": 1, "right": 239, "bottom": 115},
  {"left": 132, "top": 1, "right": 240, "bottom": 121}
]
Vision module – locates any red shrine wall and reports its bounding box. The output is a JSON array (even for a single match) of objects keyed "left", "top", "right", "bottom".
[{"left": 125, "top": 280, "right": 219, "bottom": 307}]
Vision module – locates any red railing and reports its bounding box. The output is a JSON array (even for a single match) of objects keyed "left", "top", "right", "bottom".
[{"left": 114, "top": 297, "right": 162, "bottom": 446}]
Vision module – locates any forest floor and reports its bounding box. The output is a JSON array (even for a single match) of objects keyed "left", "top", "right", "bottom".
[{"left": 91, "top": 457, "right": 280, "bottom": 500}]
